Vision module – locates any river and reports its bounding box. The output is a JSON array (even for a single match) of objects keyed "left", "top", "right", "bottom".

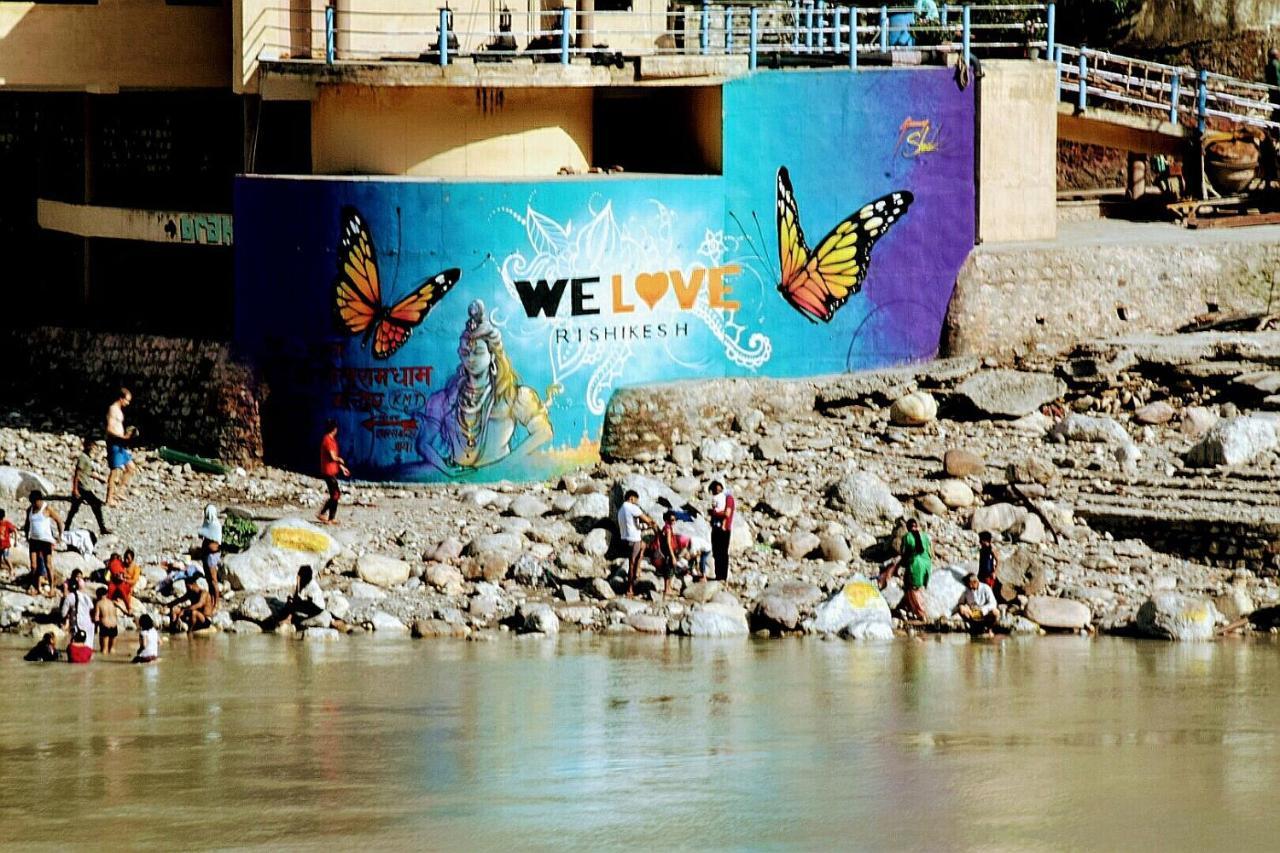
[{"left": 1, "top": 634, "right": 1278, "bottom": 850}]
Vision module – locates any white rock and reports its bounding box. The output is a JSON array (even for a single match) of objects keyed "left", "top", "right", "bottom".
[
  {"left": 1024, "top": 596, "right": 1090, "bottom": 630},
  {"left": 1179, "top": 406, "right": 1219, "bottom": 439},
  {"left": 0, "top": 467, "right": 55, "bottom": 502},
  {"left": 971, "top": 503, "right": 1024, "bottom": 534},
  {"left": 520, "top": 602, "right": 560, "bottom": 634},
  {"left": 938, "top": 479, "right": 975, "bottom": 509},
  {"left": 348, "top": 580, "right": 387, "bottom": 601},
  {"left": 812, "top": 577, "right": 893, "bottom": 639},
  {"left": 509, "top": 495, "right": 550, "bottom": 519},
  {"left": 955, "top": 370, "right": 1065, "bottom": 417},
  {"left": 425, "top": 563, "right": 466, "bottom": 593},
  {"left": 698, "top": 438, "right": 741, "bottom": 464},
  {"left": 1215, "top": 588, "right": 1255, "bottom": 622},
  {"left": 356, "top": 554, "right": 412, "bottom": 588},
  {"left": 369, "top": 611, "right": 410, "bottom": 634},
  {"left": 223, "top": 518, "right": 341, "bottom": 593},
  {"left": 567, "top": 492, "right": 610, "bottom": 520},
  {"left": 919, "top": 565, "right": 968, "bottom": 622},
  {"left": 1186, "top": 416, "right": 1279, "bottom": 467},
  {"left": 327, "top": 592, "right": 351, "bottom": 621},
  {"left": 581, "top": 528, "right": 612, "bottom": 558},
  {"left": 302, "top": 627, "right": 341, "bottom": 641},
  {"left": 829, "top": 471, "right": 904, "bottom": 528},
  {"left": 679, "top": 601, "right": 749, "bottom": 637},
  {"left": 889, "top": 392, "right": 938, "bottom": 426},
  {"left": 1135, "top": 593, "right": 1218, "bottom": 641},
  {"left": 1050, "top": 413, "right": 1131, "bottom": 445},
  {"left": 235, "top": 594, "right": 274, "bottom": 623},
  {"left": 1015, "top": 513, "right": 1046, "bottom": 544}
]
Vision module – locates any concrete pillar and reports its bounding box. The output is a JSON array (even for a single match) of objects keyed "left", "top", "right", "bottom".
[
  {"left": 576, "top": 0, "right": 593, "bottom": 48},
  {"left": 1127, "top": 154, "right": 1147, "bottom": 201}
]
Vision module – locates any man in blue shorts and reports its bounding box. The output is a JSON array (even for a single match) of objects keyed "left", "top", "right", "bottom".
[{"left": 105, "top": 386, "right": 137, "bottom": 506}]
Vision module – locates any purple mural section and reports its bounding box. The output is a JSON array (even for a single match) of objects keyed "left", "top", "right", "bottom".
[{"left": 234, "top": 68, "right": 975, "bottom": 483}]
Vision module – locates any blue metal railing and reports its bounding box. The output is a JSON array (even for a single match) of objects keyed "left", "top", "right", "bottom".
[{"left": 290, "top": 2, "right": 1053, "bottom": 69}]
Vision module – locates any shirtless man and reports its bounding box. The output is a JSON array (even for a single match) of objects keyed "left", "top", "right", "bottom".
[
  {"left": 171, "top": 580, "right": 215, "bottom": 632},
  {"left": 105, "top": 387, "right": 138, "bottom": 506},
  {"left": 93, "top": 588, "right": 119, "bottom": 654}
]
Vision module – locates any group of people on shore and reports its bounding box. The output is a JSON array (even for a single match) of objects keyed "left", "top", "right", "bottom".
[
  {"left": 876, "top": 519, "right": 1002, "bottom": 634},
  {"left": 615, "top": 481, "right": 736, "bottom": 597}
]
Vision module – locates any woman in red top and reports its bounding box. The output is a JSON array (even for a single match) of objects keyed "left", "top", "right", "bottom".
[{"left": 316, "top": 419, "right": 350, "bottom": 526}]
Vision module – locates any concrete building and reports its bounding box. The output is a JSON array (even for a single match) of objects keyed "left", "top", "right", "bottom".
[{"left": 0, "top": 0, "right": 1058, "bottom": 474}]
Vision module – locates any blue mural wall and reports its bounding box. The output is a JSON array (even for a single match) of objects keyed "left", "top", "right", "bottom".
[{"left": 234, "top": 67, "right": 975, "bottom": 483}]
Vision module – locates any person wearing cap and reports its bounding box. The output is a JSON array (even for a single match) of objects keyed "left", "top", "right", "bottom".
[{"left": 197, "top": 504, "right": 223, "bottom": 606}]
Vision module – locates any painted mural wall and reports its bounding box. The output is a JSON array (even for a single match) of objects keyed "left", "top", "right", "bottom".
[{"left": 234, "top": 67, "right": 975, "bottom": 483}]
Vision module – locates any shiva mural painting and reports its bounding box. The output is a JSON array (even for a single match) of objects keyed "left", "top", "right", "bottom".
[{"left": 407, "top": 299, "right": 553, "bottom": 479}]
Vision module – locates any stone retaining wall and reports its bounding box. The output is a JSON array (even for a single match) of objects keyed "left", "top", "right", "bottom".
[
  {"left": 1077, "top": 508, "right": 1280, "bottom": 569},
  {"left": 944, "top": 226, "right": 1280, "bottom": 359},
  {"left": 0, "top": 327, "right": 263, "bottom": 466}
]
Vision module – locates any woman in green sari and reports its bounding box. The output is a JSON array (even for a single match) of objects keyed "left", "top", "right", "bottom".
[{"left": 898, "top": 518, "right": 933, "bottom": 621}]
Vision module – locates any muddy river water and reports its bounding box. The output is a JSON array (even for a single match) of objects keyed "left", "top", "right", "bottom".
[{"left": 2, "top": 634, "right": 1278, "bottom": 850}]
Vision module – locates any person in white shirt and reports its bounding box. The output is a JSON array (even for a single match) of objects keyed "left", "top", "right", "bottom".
[
  {"left": 955, "top": 573, "right": 999, "bottom": 636},
  {"left": 616, "top": 490, "right": 655, "bottom": 597}
]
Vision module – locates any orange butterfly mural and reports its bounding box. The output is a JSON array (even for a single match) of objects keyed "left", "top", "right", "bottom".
[
  {"left": 775, "top": 166, "right": 913, "bottom": 323},
  {"left": 333, "top": 206, "right": 460, "bottom": 359}
]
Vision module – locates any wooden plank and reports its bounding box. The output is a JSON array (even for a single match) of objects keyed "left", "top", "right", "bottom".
[{"left": 1186, "top": 211, "right": 1280, "bottom": 229}]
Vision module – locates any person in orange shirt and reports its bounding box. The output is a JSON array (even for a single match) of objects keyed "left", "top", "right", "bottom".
[
  {"left": 315, "top": 419, "right": 350, "bottom": 526},
  {"left": 0, "top": 508, "right": 16, "bottom": 575},
  {"left": 107, "top": 549, "right": 141, "bottom": 615}
]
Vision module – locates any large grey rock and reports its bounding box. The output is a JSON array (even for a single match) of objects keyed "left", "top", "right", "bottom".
[
  {"left": 919, "top": 565, "right": 968, "bottom": 622},
  {"left": 1134, "top": 401, "right": 1175, "bottom": 425},
  {"left": 1135, "top": 593, "right": 1218, "bottom": 641},
  {"left": 698, "top": 437, "right": 741, "bottom": 464},
  {"left": 1180, "top": 406, "right": 1219, "bottom": 439},
  {"left": 425, "top": 562, "right": 466, "bottom": 593},
  {"left": 510, "top": 554, "right": 546, "bottom": 586},
  {"left": 971, "top": 503, "right": 1024, "bottom": 534},
  {"left": 889, "top": 391, "right": 938, "bottom": 426},
  {"left": 760, "top": 485, "right": 803, "bottom": 519},
  {"left": 819, "top": 533, "right": 853, "bottom": 562},
  {"left": 754, "top": 595, "right": 801, "bottom": 631},
  {"left": 509, "top": 495, "right": 550, "bottom": 519},
  {"left": 581, "top": 528, "right": 612, "bottom": 557},
  {"left": 1215, "top": 588, "right": 1254, "bottom": 622},
  {"left": 356, "top": 554, "right": 411, "bottom": 588},
  {"left": 224, "top": 518, "right": 342, "bottom": 593},
  {"left": 938, "top": 479, "right": 975, "bottom": 509},
  {"left": 627, "top": 613, "right": 669, "bottom": 634},
  {"left": 1024, "top": 596, "right": 1090, "bottom": 630},
  {"left": 464, "top": 532, "right": 523, "bottom": 577},
  {"left": 811, "top": 577, "right": 894, "bottom": 640},
  {"left": 785, "top": 531, "right": 821, "bottom": 560},
  {"left": 235, "top": 594, "right": 274, "bottom": 623},
  {"left": 955, "top": 370, "right": 1065, "bottom": 417},
  {"left": 519, "top": 602, "right": 560, "bottom": 634},
  {"left": 1186, "top": 416, "right": 1279, "bottom": 467},
  {"left": 567, "top": 492, "right": 610, "bottom": 520},
  {"left": 829, "top": 471, "right": 903, "bottom": 527},
  {"left": 610, "top": 474, "right": 686, "bottom": 520},
  {"left": 679, "top": 602, "right": 749, "bottom": 637},
  {"left": 943, "top": 449, "right": 985, "bottom": 477},
  {"left": 1049, "top": 414, "right": 1131, "bottom": 445},
  {"left": 369, "top": 611, "right": 410, "bottom": 634}
]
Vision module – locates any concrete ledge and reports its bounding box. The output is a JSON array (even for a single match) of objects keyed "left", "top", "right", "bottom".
[
  {"left": 637, "top": 54, "right": 749, "bottom": 80},
  {"left": 944, "top": 220, "right": 1280, "bottom": 359},
  {"left": 259, "top": 58, "right": 629, "bottom": 93}
]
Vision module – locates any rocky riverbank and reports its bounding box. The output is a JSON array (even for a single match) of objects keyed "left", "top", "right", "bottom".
[{"left": 5, "top": 329, "right": 1280, "bottom": 645}]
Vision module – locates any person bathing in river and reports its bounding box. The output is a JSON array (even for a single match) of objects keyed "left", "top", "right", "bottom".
[
  {"left": 24, "top": 632, "right": 60, "bottom": 662},
  {"left": 412, "top": 300, "right": 553, "bottom": 479},
  {"left": 107, "top": 549, "right": 141, "bottom": 615},
  {"left": 134, "top": 614, "right": 159, "bottom": 663},
  {"left": 67, "top": 629, "right": 93, "bottom": 664},
  {"left": 197, "top": 505, "right": 223, "bottom": 604},
  {"left": 93, "top": 587, "right": 119, "bottom": 654}
]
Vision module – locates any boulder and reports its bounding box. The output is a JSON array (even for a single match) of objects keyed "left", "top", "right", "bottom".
[
  {"left": 729, "top": 514, "right": 753, "bottom": 553},
  {"left": 348, "top": 580, "right": 387, "bottom": 601},
  {"left": 626, "top": 613, "right": 669, "bottom": 634},
  {"left": 1135, "top": 593, "right": 1218, "bottom": 641},
  {"left": 425, "top": 562, "right": 466, "bottom": 594},
  {"left": 464, "top": 533, "right": 523, "bottom": 580},
  {"left": 1015, "top": 513, "right": 1046, "bottom": 544},
  {"left": 610, "top": 473, "right": 686, "bottom": 520},
  {"left": 971, "top": 503, "right": 1024, "bottom": 534},
  {"left": 302, "top": 627, "right": 341, "bottom": 641},
  {"left": 955, "top": 370, "right": 1065, "bottom": 418},
  {"left": 698, "top": 437, "right": 741, "bottom": 464},
  {"left": 1049, "top": 414, "right": 1131, "bottom": 445},
  {"left": 581, "top": 528, "right": 612, "bottom": 557},
  {"left": 1007, "top": 456, "right": 1059, "bottom": 486},
  {"left": 753, "top": 436, "right": 787, "bottom": 461},
  {"left": 429, "top": 536, "right": 464, "bottom": 563},
  {"left": 234, "top": 594, "right": 274, "bottom": 623},
  {"left": 1215, "top": 588, "right": 1254, "bottom": 622},
  {"left": 1186, "top": 416, "right": 1279, "bottom": 467},
  {"left": 509, "top": 495, "right": 550, "bottom": 519},
  {"left": 327, "top": 592, "right": 351, "bottom": 621},
  {"left": 1024, "top": 596, "right": 1090, "bottom": 630},
  {"left": 919, "top": 565, "right": 968, "bottom": 622},
  {"left": 819, "top": 533, "right": 853, "bottom": 562},
  {"left": 917, "top": 494, "right": 947, "bottom": 516},
  {"left": 510, "top": 554, "right": 546, "bottom": 586},
  {"left": 1179, "top": 406, "right": 1219, "bottom": 439},
  {"left": 679, "top": 601, "right": 749, "bottom": 637},
  {"left": 829, "top": 471, "right": 903, "bottom": 528},
  {"left": 754, "top": 594, "right": 801, "bottom": 631},
  {"left": 591, "top": 578, "right": 616, "bottom": 600},
  {"left": 368, "top": 611, "right": 410, "bottom": 634},
  {"left": 355, "top": 554, "right": 411, "bottom": 588},
  {"left": 300, "top": 610, "right": 332, "bottom": 630},
  {"left": 223, "top": 518, "right": 342, "bottom": 592},
  {"left": 413, "top": 619, "right": 470, "bottom": 638},
  {"left": 760, "top": 485, "right": 803, "bottom": 519},
  {"left": 0, "top": 468, "right": 55, "bottom": 502},
  {"left": 519, "top": 602, "right": 560, "bottom": 634},
  {"left": 994, "top": 545, "right": 1051, "bottom": 601},
  {"left": 938, "top": 479, "right": 975, "bottom": 509},
  {"left": 943, "top": 449, "right": 985, "bottom": 477},
  {"left": 567, "top": 492, "right": 611, "bottom": 520},
  {"left": 1134, "top": 401, "right": 1175, "bottom": 425},
  {"left": 811, "top": 577, "right": 894, "bottom": 640},
  {"left": 889, "top": 391, "right": 938, "bottom": 426},
  {"left": 784, "top": 531, "right": 821, "bottom": 560}
]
